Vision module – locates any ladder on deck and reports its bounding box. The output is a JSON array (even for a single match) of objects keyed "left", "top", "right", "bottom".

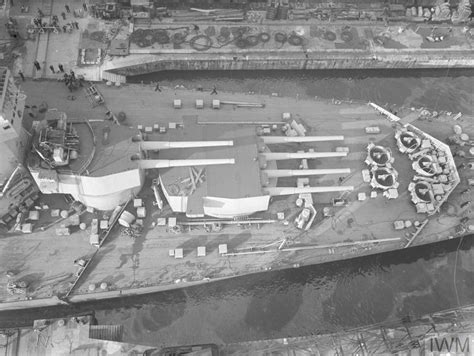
[
  {"left": 84, "top": 84, "right": 105, "bottom": 107},
  {"left": 89, "top": 325, "right": 124, "bottom": 342},
  {"left": 0, "top": 68, "right": 7, "bottom": 94}
]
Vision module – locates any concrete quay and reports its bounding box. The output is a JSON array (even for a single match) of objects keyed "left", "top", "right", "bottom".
[
  {"left": 104, "top": 22, "right": 474, "bottom": 76},
  {"left": 2, "top": 305, "right": 474, "bottom": 355},
  {"left": 3, "top": 0, "right": 474, "bottom": 82}
]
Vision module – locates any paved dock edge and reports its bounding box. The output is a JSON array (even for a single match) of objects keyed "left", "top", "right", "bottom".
[
  {"left": 0, "top": 275, "right": 233, "bottom": 311},
  {"left": 105, "top": 51, "right": 474, "bottom": 79}
]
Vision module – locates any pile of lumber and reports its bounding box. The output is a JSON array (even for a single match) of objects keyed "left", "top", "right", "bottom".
[{"left": 172, "top": 8, "right": 245, "bottom": 22}]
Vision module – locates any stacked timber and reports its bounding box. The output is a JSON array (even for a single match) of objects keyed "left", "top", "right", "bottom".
[
  {"left": 215, "top": 10, "right": 245, "bottom": 22},
  {"left": 288, "top": 9, "right": 309, "bottom": 20},
  {"left": 432, "top": 1, "right": 452, "bottom": 21},
  {"left": 246, "top": 11, "right": 265, "bottom": 23},
  {"left": 266, "top": 0, "right": 278, "bottom": 20},
  {"left": 277, "top": 5, "right": 289, "bottom": 19},
  {"left": 172, "top": 8, "right": 244, "bottom": 22},
  {"left": 451, "top": 0, "right": 472, "bottom": 23},
  {"left": 334, "top": 8, "right": 361, "bottom": 20},
  {"left": 154, "top": 7, "right": 169, "bottom": 18}
]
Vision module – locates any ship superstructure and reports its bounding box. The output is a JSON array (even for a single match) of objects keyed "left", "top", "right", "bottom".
[
  {"left": 27, "top": 105, "right": 460, "bottom": 221},
  {"left": 27, "top": 114, "right": 354, "bottom": 216}
]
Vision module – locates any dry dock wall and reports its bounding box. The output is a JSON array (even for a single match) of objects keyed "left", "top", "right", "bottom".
[{"left": 108, "top": 50, "right": 474, "bottom": 77}]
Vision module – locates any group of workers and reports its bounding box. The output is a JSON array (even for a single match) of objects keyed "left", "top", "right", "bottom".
[
  {"left": 63, "top": 70, "right": 84, "bottom": 92},
  {"left": 5, "top": 17, "right": 19, "bottom": 38},
  {"left": 31, "top": 10, "right": 80, "bottom": 34},
  {"left": 6, "top": 4, "right": 84, "bottom": 38}
]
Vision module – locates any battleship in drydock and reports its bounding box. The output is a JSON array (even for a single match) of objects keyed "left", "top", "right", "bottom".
[{"left": 0, "top": 80, "right": 472, "bottom": 307}]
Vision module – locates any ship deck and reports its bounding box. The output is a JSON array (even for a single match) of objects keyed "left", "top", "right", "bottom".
[
  {"left": 1, "top": 81, "right": 473, "bottom": 308},
  {"left": 155, "top": 116, "right": 264, "bottom": 215}
]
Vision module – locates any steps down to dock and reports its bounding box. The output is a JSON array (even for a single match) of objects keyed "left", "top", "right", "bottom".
[
  {"left": 101, "top": 70, "right": 127, "bottom": 84},
  {"left": 32, "top": 0, "right": 53, "bottom": 79},
  {"left": 88, "top": 324, "right": 124, "bottom": 342}
]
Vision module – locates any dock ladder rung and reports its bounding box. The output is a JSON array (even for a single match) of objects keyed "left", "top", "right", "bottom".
[{"left": 89, "top": 324, "right": 124, "bottom": 342}]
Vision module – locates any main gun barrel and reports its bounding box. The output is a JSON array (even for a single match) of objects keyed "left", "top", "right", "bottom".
[
  {"left": 264, "top": 186, "right": 354, "bottom": 196},
  {"left": 140, "top": 140, "right": 234, "bottom": 151},
  {"left": 262, "top": 136, "right": 344, "bottom": 144},
  {"left": 261, "top": 152, "right": 347, "bottom": 160},
  {"left": 264, "top": 168, "right": 351, "bottom": 178},
  {"left": 139, "top": 158, "right": 235, "bottom": 169}
]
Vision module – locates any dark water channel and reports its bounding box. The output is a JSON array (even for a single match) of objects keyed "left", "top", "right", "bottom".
[
  {"left": 0, "top": 237, "right": 473, "bottom": 347},
  {"left": 1, "top": 69, "right": 473, "bottom": 348},
  {"left": 130, "top": 68, "right": 474, "bottom": 113}
]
